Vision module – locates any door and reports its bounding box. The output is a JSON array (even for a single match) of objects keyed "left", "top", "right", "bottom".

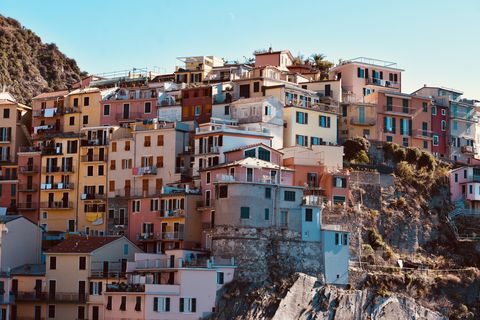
[
  {"left": 87, "top": 148, "right": 93, "bottom": 161},
  {"left": 78, "top": 281, "right": 86, "bottom": 302},
  {"left": 11, "top": 279, "right": 18, "bottom": 295},
  {"left": 125, "top": 180, "right": 131, "bottom": 197},
  {"left": 359, "top": 106, "right": 365, "bottom": 124},
  {"left": 62, "top": 192, "right": 69, "bottom": 207},
  {"left": 103, "top": 261, "right": 109, "bottom": 277},
  {"left": 27, "top": 176, "right": 33, "bottom": 189},
  {"left": 99, "top": 147, "right": 105, "bottom": 161},
  {"left": 211, "top": 211, "right": 215, "bottom": 228},
  {"left": 169, "top": 255, "right": 175, "bottom": 268},
  {"left": 35, "top": 280, "right": 42, "bottom": 298},
  {"left": 161, "top": 223, "right": 167, "bottom": 239},
  {"left": 92, "top": 306, "right": 99, "bottom": 320},
  {"left": 34, "top": 306, "right": 41, "bottom": 320},
  {"left": 325, "top": 84, "right": 331, "bottom": 97},
  {"left": 239, "top": 84, "right": 250, "bottom": 98},
  {"left": 49, "top": 280, "right": 56, "bottom": 300},
  {"left": 123, "top": 103, "right": 130, "bottom": 119}
]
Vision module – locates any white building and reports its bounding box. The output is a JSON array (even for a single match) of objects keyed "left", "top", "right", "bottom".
[{"left": 322, "top": 226, "right": 349, "bottom": 285}]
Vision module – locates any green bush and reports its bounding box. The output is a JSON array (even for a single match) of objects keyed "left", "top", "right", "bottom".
[
  {"left": 368, "top": 228, "right": 385, "bottom": 250},
  {"left": 405, "top": 147, "right": 421, "bottom": 164},
  {"left": 383, "top": 142, "right": 398, "bottom": 161},
  {"left": 355, "top": 150, "right": 370, "bottom": 164},
  {"left": 393, "top": 148, "right": 406, "bottom": 162},
  {"left": 343, "top": 137, "right": 370, "bottom": 161},
  {"left": 418, "top": 151, "right": 436, "bottom": 171}
]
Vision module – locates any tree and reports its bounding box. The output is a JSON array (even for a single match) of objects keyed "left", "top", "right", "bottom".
[
  {"left": 405, "top": 147, "right": 421, "bottom": 164},
  {"left": 343, "top": 137, "right": 370, "bottom": 162},
  {"left": 292, "top": 53, "right": 306, "bottom": 65},
  {"left": 418, "top": 152, "right": 436, "bottom": 171},
  {"left": 309, "top": 53, "right": 334, "bottom": 75}
]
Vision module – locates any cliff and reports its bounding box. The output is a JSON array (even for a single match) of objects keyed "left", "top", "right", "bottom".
[{"left": 0, "top": 15, "right": 85, "bottom": 104}]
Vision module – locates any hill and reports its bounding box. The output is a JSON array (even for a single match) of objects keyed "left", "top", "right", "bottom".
[{"left": 0, "top": 15, "right": 85, "bottom": 104}]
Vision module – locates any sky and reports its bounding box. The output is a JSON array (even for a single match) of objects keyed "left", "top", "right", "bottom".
[{"left": 1, "top": 0, "right": 479, "bottom": 98}]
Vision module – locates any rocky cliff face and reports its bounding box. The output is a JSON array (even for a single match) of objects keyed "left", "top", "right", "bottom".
[
  {"left": 0, "top": 15, "right": 84, "bottom": 104},
  {"left": 212, "top": 273, "right": 446, "bottom": 320}
]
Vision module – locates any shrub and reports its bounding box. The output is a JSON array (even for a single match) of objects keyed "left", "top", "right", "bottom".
[
  {"left": 405, "top": 147, "right": 421, "bottom": 164},
  {"left": 368, "top": 228, "right": 385, "bottom": 250},
  {"left": 355, "top": 150, "right": 370, "bottom": 164},
  {"left": 395, "top": 161, "right": 414, "bottom": 178},
  {"left": 396, "top": 197, "right": 407, "bottom": 208},
  {"left": 343, "top": 137, "right": 370, "bottom": 161},
  {"left": 393, "top": 148, "right": 406, "bottom": 162},
  {"left": 418, "top": 151, "right": 436, "bottom": 171},
  {"left": 383, "top": 142, "right": 399, "bottom": 161}
]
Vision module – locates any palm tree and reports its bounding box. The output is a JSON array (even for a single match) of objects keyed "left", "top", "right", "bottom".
[{"left": 309, "top": 53, "right": 334, "bottom": 75}]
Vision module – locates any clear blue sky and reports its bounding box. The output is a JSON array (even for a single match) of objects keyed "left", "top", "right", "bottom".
[{"left": 1, "top": 0, "right": 479, "bottom": 98}]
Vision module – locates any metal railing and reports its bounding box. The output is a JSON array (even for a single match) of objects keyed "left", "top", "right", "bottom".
[
  {"left": 80, "top": 139, "right": 109, "bottom": 147},
  {"left": 42, "top": 166, "right": 75, "bottom": 173},
  {"left": 40, "top": 201, "right": 74, "bottom": 209},
  {"left": 47, "top": 292, "right": 87, "bottom": 303},
  {"left": 383, "top": 104, "right": 415, "bottom": 115},
  {"left": 17, "top": 203, "right": 38, "bottom": 210},
  {"left": 157, "top": 209, "right": 185, "bottom": 218},
  {"left": 366, "top": 77, "right": 400, "bottom": 89},
  {"left": 80, "top": 155, "right": 106, "bottom": 162},
  {"left": 18, "top": 184, "right": 37, "bottom": 192},
  {"left": 40, "top": 182, "right": 74, "bottom": 190},
  {"left": 14, "top": 291, "right": 47, "bottom": 301},
  {"left": 19, "top": 165, "right": 39, "bottom": 173},
  {"left": 115, "top": 112, "right": 143, "bottom": 121},
  {"left": 350, "top": 117, "right": 376, "bottom": 126}
]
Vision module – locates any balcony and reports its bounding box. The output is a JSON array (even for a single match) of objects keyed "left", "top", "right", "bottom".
[
  {"left": 382, "top": 105, "right": 415, "bottom": 116},
  {"left": 81, "top": 155, "right": 106, "bottom": 162},
  {"left": 115, "top": 112, "right": 143, "bottom": 121},
  {"left": 461, "top": 146, "right": 476, "bottom": 154},
  {"left": 0, "top": 156, "right": 11, "bottom": 163},
  {"left": 413, "top": 129, "right": 434, "bottom": 139},
  {"left": 19, "top": 146, "right": 42, "bottom": 153},
  {"left": 34, "top": 125, "right": 63, "bottom": 137},
  {"left": 133, "top": 166, "right": 157, "bottom": 176},
  {"left": 41, "top": 147, "right": 62, "bottom": 155},
  {"left": 302, "top": 195, "right": 323, "bottom": 206},
  {"left": 366, "top": 77, "right": 400, "bottom": 89},
  {"left": 136, "top": 232, "right": 161, "bottom": 241},
  {"left": 106, "top": 283, "right": 145, "bottom": 293},
  {"left": 18, "top": 184, "right": 37, "bottom": 192},
  {"left": 47, "top": 292, "right": 87, "bottom": 303},
  {"left": 16, "top": 203, "right": 38, "bottom": 210},
  {"left": 450, "top": 112, "right": 478, "bottom": 123},
  {"left": 81, "top": 193, "right": 106, "bottom": 200},
  {"left": 33, "top": 107, "right": 79, "bottom": 117},
  {"left": 112, "top": 188, "right": 163, "bottom": 198},
  {"left": 14, "top": 291, "right": 46, "bottom": 302},
  {"left": 80, "top": 139, "right": 109, "bottom": 147},
  {"left": 196, "top": 200, "right": 214, "bottom": 210},
  {"left": 40, "top": 201, "right": 73, "bottom": 209},
  {"left": 162, "top": 231, "right": 184, "bottom": 241},
  {"left": 157, "top": 209, "right": 185, "bottom": 219},
  {"left": 0, "top": 174, "right": 17, "bottom": 181},
  {"left": 349, "top": 116, "right": 376, "bottom": 126},
  {"left": 19, "top": 165, "right": 39, "bottom": 173},
  {"left": 40, "top": 182, "right": 74, "bottom": 190},
  {"left": 42, "top": 166, "right": 75, "bottom": 173}
]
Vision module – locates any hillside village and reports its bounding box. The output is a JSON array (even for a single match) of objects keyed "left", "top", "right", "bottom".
[{"left": 0, "top": 48, "right": 478, "bottom": 319}]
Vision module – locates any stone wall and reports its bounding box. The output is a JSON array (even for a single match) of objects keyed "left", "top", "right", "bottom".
[{"left": 210, "top": 226, "right": 324, "bottom": 282}]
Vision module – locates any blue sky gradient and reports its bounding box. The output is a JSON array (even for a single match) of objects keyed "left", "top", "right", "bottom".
[{"left": 1, "top": 0, "right": 479, "bottom": 98}]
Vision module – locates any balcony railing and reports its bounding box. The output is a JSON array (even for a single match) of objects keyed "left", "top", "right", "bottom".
[
  {"left": 80, "top": 155, "right": 106, "bottom": 162},
  {"left": 133, "top": 166, "right": 158, "bottom": 176},
  {"left": 111, "top": 188, "right": 163, "bottom": 198},
  {"left": 413, "top": 129, "right": 434, "bottom": 139},
  {"left": 40, "top": 201, "right": 74, "bottom": 209},
  {"left": 135, "top": 231, "right": 185, "bottom": 241},
  {"left": 41, "top": 147, "right": 63, "bottom": 155},
  {"left": 106, "top": 283, "right": 145, "bottom": 293},
  {"left": 42, "top": 166, "right": 75, "bottom": 173},
  {"left": 383, "top": 105, "right": 415, "bottom": 115},
  {"left": 0, "top": 135, "right": 11, "bottom": 143},
  {"left": 18, "top": 184, "right": 37, "bottom": 192},
  {"left": 81, "top": 193, "right": 106, "bottom": 200},
  {"left": 19, "top": 165, "right": 39, "bottom": 173},
  {"left": 302, "top": 195, "right": 323, "bottom": 206},
  {"left": 0, "top": 174, "right": 17, "bottom": 181},
  {"left": 19, "top": 146, "right": 42, "bottom": 153},
  {"left": 349, "top": 117, "right": 376, "bottom": 126},
  {"left": 40, "top": 182, "right": 74, "bottom": 190},
  {"left": 461, "top": 146, "right": 476, "bottom": 154},
  {"left": 136, "top": 232, "right": 161, "bottom": 241},
  {"left": 157, "top": 209, "right": 185, "bottom": 219},
  {"left": 16, "top": 203, "right": 38, "bottom": 210},
  {"left": 115, "top": 112, "right": 143, "bottom": 121},
  {"left": 450, "top": 112, "right": 478, "bottom": 123},
  {"left": 47, "top": 292, "right": 87, "bottom": 303},
  {"left": 162, "top": 231, "right": 184, "bottom": 240},
  {"left": 366, "top": 77, "right": 400, "bottom": 89},
  {"left": 14, "top": 291, "right": 46, "bottom": 301},
  {"left": 80, "top": 138, "right": 109, "bottom": 147}
]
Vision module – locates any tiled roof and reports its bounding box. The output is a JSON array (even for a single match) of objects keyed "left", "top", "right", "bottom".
[
  {"left": 11, "top": 264, "right": 45, "bottom": 276},
  {"left": 224, "top": 142, "right": 283, "bottom": 155},
  {"left": 200, "top": 157, "right": 293, "bottom": 172},
  {"left": 33, "top": 90, "right": 69, "bottom": 100},
  {"left": 46, "top": 236, "right": 122, "bottom": 254},
  {"left": 0, "top": 215, "right": 23, "bottom": 224}
]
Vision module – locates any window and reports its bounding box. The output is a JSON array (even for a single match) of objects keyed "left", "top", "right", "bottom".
[
  {"left": 422, "top": 102, "right": 428, "bottom": 112},
  {"left": 357, "top": 67, "right": 365, "bottom": 78},
  {"left": 69, "top": 116, "right": 75, "bottom": 125},
  {"left": 120, "top": 296, "right": 126, "bottom": 311},
  {"left": 98, "top": 165, "right": 104, "bottom": 176},
  {"left": 73, "top": 98, "right": 79, "bottom": 107},
  {"left": 87, "top": 166, "right": 93, "bottom": 176},
  {"left": 454, "top": 173, "right": 458, "bottom": 183},
  {"left": 305, "top": 208, "right": 313, "bottom": 222},
  {"left": 3, "top": 108, "right": 9, "bottom": 119},
  {"left": 240, "top": 207, "right": 250, "bottom": 219},
  {"left": 144, "top": 136, "right": 151, "bottom": 147},
  {"left": 123, "top": 244, "right": 129, "bottom": 255},
  {"left": 402, "top": 99, "right": 409, "bottom": 113},
  {"left": 135, "top": 296, "right": 142, "bottom": 311},
  {"left": 258, "top": 147, "right": 270, "bottom": 162},
  {"left": 110, "top": 160, "right": 116, "bottom": 170},
  {"left": 335, "top": 233, "right": 340, "bottom": 245},
  {"left": 246, "top": 168, "right": 253, "bottom": 182},
  {"left": 154, "top": 297, "right": 170, "bottom": 312},
  {"left": 106, "top": 296, "right": 113, "bottom": 310},
  {"left": 156, "top": 156, "right": 163, "bottom": 168},
  {"left": 179, "top": 297, "right": 197, "bottom": 313},
  {"left": 244, "top": 148, "right": 256, "bottom": 158},
  {"left": 144, "top": 102, "right": 152, "bottom": 114},
  {"left": 441, "top": 120, "right": 447, "bottom": 131},
  {"left": 264, "top": 208, "right": 269, "bottom": 220},
  {"left": 103, "top": 104, "right": 110, "bottom": 116},
  {"left": 150, "top": 199, "right": 159, "bottom": 211},
  {"left": 319, "top": 115, "right": 331, "bottom": 128},
  {"left": 296, "top": 135, "right": 308, "bottom": 147},
  {"left": 67, "top": 140, "right": 77, "bottom": 153},
  {"left": 79, "top": 256, "right": 86, "bottom": 270},
  {"left": 48, "top": 305, "right": 56, "bottom": 318},
  {"left": 78, "top": 306, "right": 85, "bottom": 319},
  {"left": 90, "top": 281, "right": 103, "bottom": 295},
  {"left": 217, "top": 272, "right": 225, "bottom": 284},
  {"left": 157, "top": 135, "right": 164, "bottom": 146},
  {"left": 132, "top": 200, "right": 140, "bottom": 213},
  {"left": 441, "top": 108, "right": 446, "bottom": 116},
  {"left": 125, "top": 141, "right": 130, "bottom": 151},
  {"left": 206, "top": 172, "right": 211, "bottom": 184},
  {"left": 83, "top": 115, "right": 88, "bottom": 125},
  {"left": 84, "top": 97, "right": 90, "bottom": 106},
  {"left": 218, "top": 185, "right": 228, "bottom": 198},
  {"left": 253, "top": 82, "right": 260, "bottom": 92},
  {"left": 284, "top": 190, "right": 296, "bottom": 202},
  {"left": 386, "top": 136, "right": 393, "bottom": 142},
  {"left": 296, "top": 111, "right": 308, "bottom": 124},
  {"left": 109, "top": 180, "right": 115, "bottom": 192},
  {"left": 10, "top": 184, "right": 15, "bottom": 196},
  {"left": 224, "top": 105, "right": 230, "bottom": 115},
  {"left": 311, "top": 137, "right": 322, "bottom": 145},
  {"left": 343, "top": 233, "right": 348, "bottom": 245},
  {"left": 423, "top": 141, "right": 428, "bottom": 149},
  {"left": 195, "top": 106, "right": 201, "bottom": 116},
  {"left": 386, "top": 96, "right": 393, "bottom": 110},
  {"left": 433, "top": 135, "right": 439, "bottom": 146},
  {"left": 50, "top": 256, "right": 56, "bottom": 270},
  {"left": 112, "top": 142, "right": 117, "bottom": 152},
  {"left": 432, "top": 106, "right": 437, "bottom": 115},
  {"left": 265, "top": 187, "right": 271, "bottom": 199}
]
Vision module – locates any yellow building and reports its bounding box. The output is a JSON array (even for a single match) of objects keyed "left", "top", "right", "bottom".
[
  {"left": 339, "top": 102, "right": 378, "bottom": 141},
  {"left": 283, "top": 104, "right": 339, "bottom": 148},
  {"left": 78, "top": 127, "right": 116, "bottom": 234},
  {"left": 65, "top": 88, "right": 102, "bottom": 130},
  {"left": 11, "top": 264, "right": 46, "bottom": 320},
  {"left": 39, "top": 135, "right": 80, "bottom": 232}
]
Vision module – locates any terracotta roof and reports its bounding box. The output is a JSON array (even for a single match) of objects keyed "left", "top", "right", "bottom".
[
  {"left": 46, "top": 236, "right": 122, "bottom": 254},
  {"left": 224, "top": 142, "right": 283, "bottom": 155},
  {"left": 33, "top": 90, "right": 69, "bottom": 100}
]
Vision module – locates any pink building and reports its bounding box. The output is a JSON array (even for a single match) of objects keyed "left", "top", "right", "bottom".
[
  {"left": 104, "top": 250, "right": 235, "bottom": 320},
  {"left": 16, "top": 149, "right": 42, "bottom": 222},
  {"left": 450, "top": 166, "right": 480, "bottom": 209}
]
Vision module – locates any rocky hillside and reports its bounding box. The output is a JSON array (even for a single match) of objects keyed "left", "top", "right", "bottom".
[{"left": 0, "top": 15, "right": 85, "bottom": 104}]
